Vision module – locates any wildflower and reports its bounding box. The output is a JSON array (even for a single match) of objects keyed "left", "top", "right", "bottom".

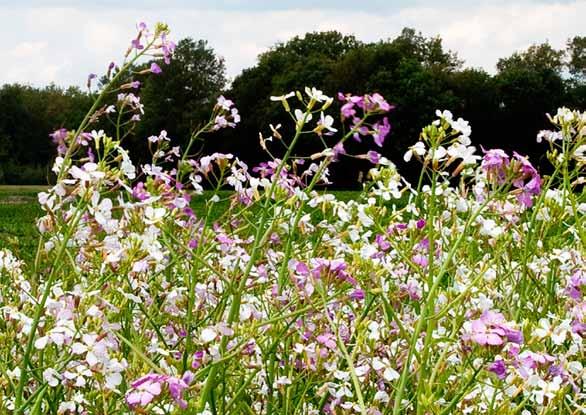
[
  {"left": 304, "top": 87, "right": 330, "bottom": 103},
  {"left": 43, "top": 368, "right": 61, "bottom": 387},
  {"left": 217, "top": 95, "right": 234, "bottom": 111},
  {"left": 150, "top": 62, "right": 162, "bottom": 74},
  {"left": 200, "top": 327, "right": 217, "bottom": 343},
  {"left": 87, "top": 73, "right": 97, "bottom": 89},
  {"left": 463, "top": 310, "right": 523, "bottom": 347},
  {"left": 534, "top": 318, "right": 571, "bottom": 345},
  {"left": 488, "top": 359, "right": 507, "bottom": 379},
  {"left": 126, "top": 374, "right": 166, "bottom": 407},
  {"left": 314, "top": 112, "right": 337, "bottom": 136},
  {"left": 270, "top": 92, "right": 294, "bottom": 111},
  {"left": 372, "top": 117, "right": 391, "bottom": 147},
  {"left": 148, "top": 130, "right": 170, "bottom": 143},
  {"left": 294, "top": 109, "right": 312, "bottom": 127},
  {"left": 367, "top": 93, "right": 394, "bottom": 113},
  {"left": 403, "top": 142, "right": 426, "bottom": 162}
]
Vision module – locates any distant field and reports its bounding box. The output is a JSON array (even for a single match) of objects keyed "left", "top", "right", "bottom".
[
  {"left": 0, "top": 186, "right": 363, "bottom": 262},
  {"left": 0, "top": 186, "right": 44, "bottom": 262}
]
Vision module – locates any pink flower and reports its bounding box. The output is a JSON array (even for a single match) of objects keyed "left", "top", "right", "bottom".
[
  {"left": 488, "top": 359, "right": 507, "bottom": 379},
  {"left": 463, "top": 310, "right": 523, "bottom": 347},
  {"left": 150, "top": 63, "right": 162, "bottom": 74},
  {"left": 126, "top": 374, "right": 166, "bottom": 407},
  {"left": 167, "top": 373, "right": 192, "bottom": 409},
  {"left": 317, "top": 332, "right": 337, "bottom": 349},
  {"left": 372, "top": 117, "right": 391, "bottom": 147}
]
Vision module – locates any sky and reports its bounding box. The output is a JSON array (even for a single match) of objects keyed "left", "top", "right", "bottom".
[{"left": 1, "top": 0, "right": 584, "bottom": 87}]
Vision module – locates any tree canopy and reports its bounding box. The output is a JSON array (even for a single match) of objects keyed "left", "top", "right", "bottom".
[{"left": 0, "top": 30, "right": 584, "bottom": 186}]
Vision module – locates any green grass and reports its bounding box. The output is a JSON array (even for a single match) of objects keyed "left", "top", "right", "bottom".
[
  {"left": 0, "top": 187, "right": 44, "bottom": 262},
  {"left": 0, "top": 186, "right": 365, "bottom": 262}
]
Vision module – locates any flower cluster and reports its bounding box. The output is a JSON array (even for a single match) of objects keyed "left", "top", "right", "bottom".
[
  {"left": 1, "top": 22, "right": 584, "bottom": 415},
  {"left": 338, "top": 92, "right": 394, "bottom": 147},
  {"left": 481, "top": 149, "right": 542, "bottom": 207}
]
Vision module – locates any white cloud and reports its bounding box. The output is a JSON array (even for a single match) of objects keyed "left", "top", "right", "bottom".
[{"left": 1, "top": 1, "right": 584, "bottom": 86}]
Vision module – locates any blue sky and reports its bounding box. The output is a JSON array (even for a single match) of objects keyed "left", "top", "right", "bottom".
[{"left": 1, "top": 1, "right": 584, "bottom": 87}]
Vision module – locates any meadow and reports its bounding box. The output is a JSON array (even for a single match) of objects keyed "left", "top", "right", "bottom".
[
  {"left": 0, "top": 22, "right": 584, "bottom": 415},
  {"left": 0, "top": 187, "right": 362, "bottom": 262}
]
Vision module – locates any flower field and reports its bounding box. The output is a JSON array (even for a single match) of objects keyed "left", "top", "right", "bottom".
[{"left": 0, "top": 22, "right": 584, "bottom": 414}]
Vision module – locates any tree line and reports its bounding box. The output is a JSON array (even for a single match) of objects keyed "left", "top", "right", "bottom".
[{"left": 0, "top": 29, "right": 584, "bottom": 186}]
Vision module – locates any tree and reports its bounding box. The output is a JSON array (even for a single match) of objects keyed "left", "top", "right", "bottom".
[
  {"left": 496, "top": 42, "right": 565, "bottom": 74},
  {"left": 566, "top": 36, "right": 586, "bottom": 81},
  {"left": 133, "top": 38, "right": 227, "bottom": 157}
]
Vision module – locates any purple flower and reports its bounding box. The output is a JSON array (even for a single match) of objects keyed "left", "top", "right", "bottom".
[
  {"left": 349, "top": 288, "right": 365, "bottom": 301},
  {"left": 150, "top": 62, "right": 162, "bottom": 75},
  {"left": 131, "top": 38, "right": 144, "bottom": 51},
  {"left": 333, "top": 142, "right": 346, "bottom": 160},
  {"left": 368, "top": 93, "right": 394, "bottom": 112},
  {"left": 50, "top": 128, "right": 68, "bottom": 155},
  {"left": 412, "top": 254, "right": 428, "bottom": 268},
  {"left": 167, "top": 374, "right": 190, "bottom": 409},
  {"left": 126, "top": 374, "right": 166, "bottom": 407},
  {"left": 341, "top": 102, "right": 356, "bottom": 119},
  {"left": 366, "top": 151, "right": 381, "bottom": 164},
  {"left": 488, "top": 359, "right": 507, "bottom": 379},
  {"left": 161, "top": 33, "right": 176, "bottom": 64},
  {"left": 375, "top": 234, "right": 390, "bottom": 251},
  {"left": 463, "top": 310, "right": 522, "bottom": 347},
  {"left": 481, "top": 149, "right": 542, "bottom": 207},
  {"left": 567, "top": 270, "right": 585, "bottom": 300},
  {"left": 316, "top": 332, "right": 337, "bottom": 349},
  {"left": 512, "top": 152, "right": 542, "bottom": 207},
  {"left": 86, "top": 73, "right": 97, "bottom": 88},
  {"left": 50, "top": 128, "right": 67, "bottom": 143},
  {"left": 481, "top": 149, "right": 509, "bottom": 181},
  {"left": 132, "top": 182, "right": 150, "bottom": 201},
  {"left": 372, "top": 117, "right": 391, "bottom": 147},
  {"left": 192, "top": 350, "right": 206, "bottom": 369}
]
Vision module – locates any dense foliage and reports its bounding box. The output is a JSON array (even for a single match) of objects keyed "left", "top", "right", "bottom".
[
  {"left": 0, "top": 28, "right": 584, "bottom": 186},
  {"left": 0, "top": 22, "right": 584, "bottom": 414}
]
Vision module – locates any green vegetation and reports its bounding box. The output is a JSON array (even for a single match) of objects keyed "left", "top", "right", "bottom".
[
  {"left": 0, "top": 186, "right": 44, "bottom": 262},
  {"left": 1, "top": 30, "right": 584, "bottom": 186},
  {"left": 0, "top": 186, "right": 365, "bottom": 261}
]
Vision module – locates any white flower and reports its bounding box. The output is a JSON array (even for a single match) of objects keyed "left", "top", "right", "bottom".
[
  {"left": 431, "top": 146, "right": 448, "bottom": 161},
  {"left": 294, "top": 109, "right": 312, "bottom": 126},
  {"left": 374, "top": 390, "right": 390, "bottom": 403},
  {"left": 270, "top": 92, "right": 294, "bottom": 104},
  {"left": 144, "top": 206, "right": 167, "bottom": 225},
  {"left": 274, "top": 376, "right": 292, "bottom": 387},
  {"left": 450, "top": 117, "right": 471, "bottom": 141},
  {"left": 43, "top": 368, "right": 61, "bottom": 387},
  {"left": 217, "top": 95, "right": 234, "bottom": 110},
  {"left": 528, "top": 375, "right": 562, "bottom": 405},
  {"left": 435, "top": 109, "right": 453, "bottom": 123},
  {"left": 367, "top": 321, "right": 381, "bottom": 341},
  {"left": 304, "top": 87, "right": 330, "bottom": 102},
  {"left": 447, "top": 143, "right": 480, "bottom": 165},
  {"left": 403, "top": 142, "right": 426, "bottom": 162},
  {"left": 69, "top": 163, "right": 105, "bottom": 183},
  {"left": 200, "top": 327, "right": 217, "bottom": 343},
  {"left": 478, "top": 218, "right": 503, "bottom": 238},
  {"left": 316, "top": 112, "right": 337, "bottom": 134},
  {"left": 534, "top": 318, "right": 570, "bottom": 345},
  {"left": 372, "top": 357, "right": 400, "bottom": 382},
  {"left": 70, "top": 334, "right": 107, "bottom": 367},
  {"left": 34, "top": 335, "right": 49, "bottom": 350}
]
